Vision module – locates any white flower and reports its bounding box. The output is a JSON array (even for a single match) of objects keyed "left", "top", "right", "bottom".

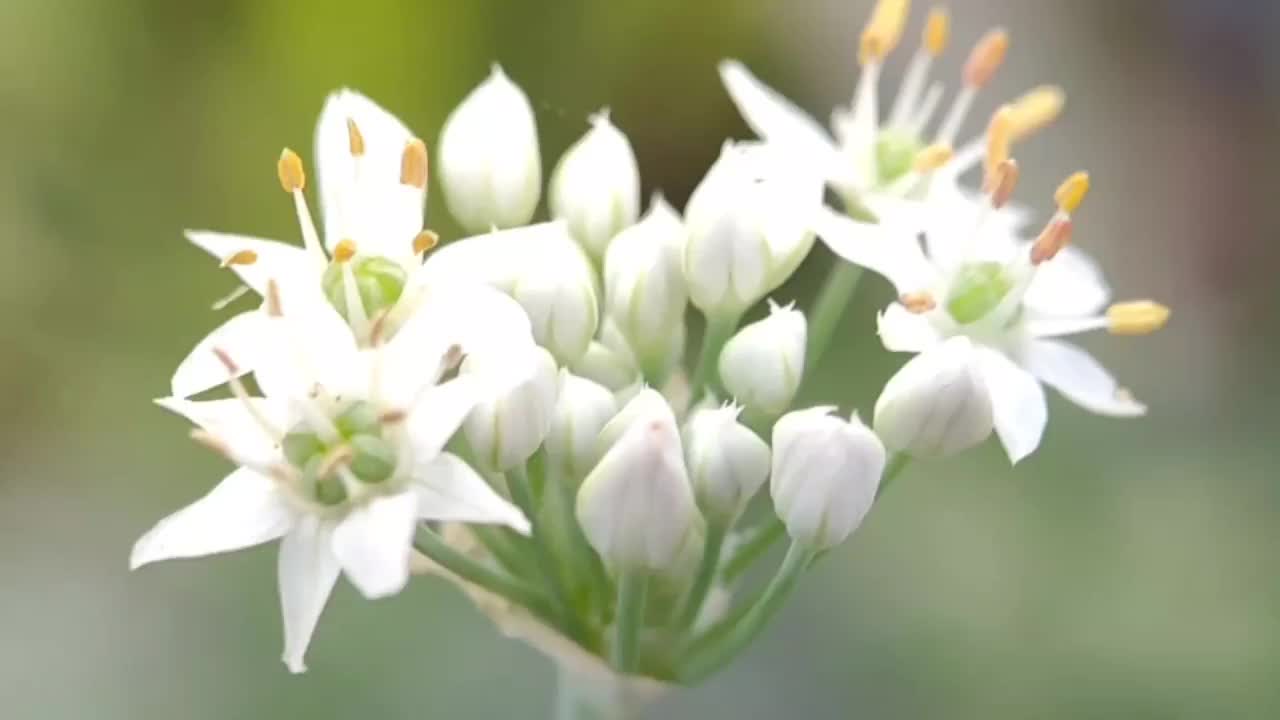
[
  {"left": 873, "top": 335, "right": 993, "bottom": 456},
  {"left": 438, "top": 65, "right": 541, "bottom": 233},
  {"left": 173, "top": 89, "right": 505, "bottom": 396},
  {"left": 464, "top": 345, "right": 560, "bottom": 471},
  {"left": 770, "top": 407, "right": 885, "bottom": 550},
  {"left": 719, "top": 3, "right": 1062, "bottom": 212},
  {"left": 569, "top": 336, "right": 642, "bottom": 394},
  {"left": 550, "top": 111, "right": 641, "bottom": 259},
  {"left": 604, "top": 195, "right": 688, "bottom": 379},
  {"left": 816, "top": 169, "right": 1169, "bottom": 463},
  {"left": 683, "top": 404, "right": 771, "bottom": 523},
  {"left": 576, "top": 389, "right": 699, "bottom": 571},
  {"left": 421, "top": 221, "right": 600, "bottom": 365},
  {"left": 683, "top": 142, "right": 822, "bottom": 320},
  {"left": 545, "top": 371, "right": 619, "bottom": 480},
  {"left": 718, "top": 300, "right": 807, "bottom": 417},
  {"left": 132, "top": 284, "right": 532, "bottom": 673}
]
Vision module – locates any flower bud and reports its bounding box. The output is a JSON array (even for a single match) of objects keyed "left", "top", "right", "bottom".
[
  {"left": 603, "top": 196, "right": 688, "bottom": 379},
  {"left": 873, "top": 336, "right": 993, "bottom": 456},
  {"left": 683, "top": 142, "right": 821, "bottom": 319},
  {"left": 464, "top": 346, "right": 559, "bottom": 471},
  {"left": 683, "top": 405, "right": 770, "bottom": 523},
  {"left": 770, "top": 407, "right": 886, "bottom": 550},
  {"left": 439, "top": 65, "right": 541, "bottom": 233},
  {"left": 718, "top": 301, "right": 807, "bottom": 417},
  {"left": 569, "top": 338, "right": 640, "bottom": 393},
  {"left": 550, "top": 112, "right": 641, "bottom": 259},
  {"left": 545, "top": 371, "right": 618, "bottom": 480},
  {"left": 513, "top": 257, "right": 600, "bottom": 365},
  {"left": 576, "top": 389, "right": 698, "bottom": 571}
]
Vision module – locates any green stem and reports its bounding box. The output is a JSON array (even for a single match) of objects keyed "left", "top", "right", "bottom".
[
  {"left": 677, "top": 540, "right": 815, "bottom": 683},
  {"left": 688, "top": 312, "right": 741, "bottom": 401},
  {"left": 805, "top": 262, "right": 865, "bottom": 376},
  {"left": 612, "top": 571, "right": 649, "bottom": 672},
  {"left": 721, "top": 516, "right": 786, "bottom": 584},
  {"left": 675, "top": 522, "right": 727, "bottom": 628},
  {"left": 413, "top": 528, "right": 557, "bottom": 621},
  {"left": 471, "top": 525, "right": 534, "bottom": 575},
  {"left": 876, "top": 452, "right": 912, "bottom": 500}
]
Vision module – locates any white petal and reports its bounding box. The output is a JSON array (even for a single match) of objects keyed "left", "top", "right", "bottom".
[
  {"left": 154, "top": 396, "right": 289, "bottom": 466},
  {"left": 185, "top": 231, "right": 313, "bottom": 296},
  {"left": 278, "top": 517, "right": 341, "bottom": 673},
  {"left": 1024, "top": 245, "right": 1111, "bottom": 318},
  {"left": 170, "top": 311, "right": 269, "bottom": 398},
  {"left": 974, "top": 347, "right": 1048, "bottom": 464},
  {"left": 315, "top": 89, "right": 423, "bottom": 258},
  {"left": 877, "top": 303, "right": 944, "bottom": 352},
  {"left": 330, "top": 491, "right": 419, "bottom": 599},
  {"left": 413, "top": 452, "right": 530, "bottom": 534},
  {"left": 1020, "top": 339, "right": 1147, "bottom": 417},
  {"left": 402, "top": 375, "right": 484, "bottom": 460},
  {"left": 252, "top": 301, "right": 364, "bottom": 402},
  {"left": 130, "top": 468, "right": 292, "bottom": 569},
  {"left": 813, "top": 205, "right": 936, "bottom": 293}
]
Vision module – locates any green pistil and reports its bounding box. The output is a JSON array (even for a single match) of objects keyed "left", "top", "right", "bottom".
[
  {"left": 285, "top": 401, "right": 395, "bottom": 505},
  {"left": 321, "top": 255, "right": 407, "bottom": 326},
  {"left": 946, "top": 262, "right": 1014, "bottom": 325},
  {"left": 874, "top": 128, "right": 924, "bottom": 187}
]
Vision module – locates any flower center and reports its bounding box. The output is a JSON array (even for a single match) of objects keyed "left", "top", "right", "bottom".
[
  {"left": 945, "top": 261, "right": 1013, "bottom": 325},
  {"left": 321, "top": 255, "right": 407, "bottom": 330},
  {"left": 874, "top": 128, "right": 923, "bottom": 186},
  {"left": 281, "top": 400, "right": 398, "bottom": 506}
]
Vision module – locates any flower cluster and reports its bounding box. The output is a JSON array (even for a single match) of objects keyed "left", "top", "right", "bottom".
[{"left": 130, "top": 0, "right": 1169, "bottom": 714}]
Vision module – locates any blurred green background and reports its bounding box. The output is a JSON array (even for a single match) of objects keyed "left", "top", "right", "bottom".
[{"left": 2, "top": 0, "right": 1278, "bottom": 717}]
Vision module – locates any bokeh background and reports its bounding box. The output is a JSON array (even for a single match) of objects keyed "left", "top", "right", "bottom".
[{"left": 2, "top": 0, "right": 1278, "bottom": 717}]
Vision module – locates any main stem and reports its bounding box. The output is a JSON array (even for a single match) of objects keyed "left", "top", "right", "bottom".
[
  {"left": 412, "top": 528, "right": 557, "bottom": 622},
  {"left": 688, "top": 311, "right": 740, "bottom": 401},
  {"left": 805, "top": 261, "right": 864, "bottom": 375}
]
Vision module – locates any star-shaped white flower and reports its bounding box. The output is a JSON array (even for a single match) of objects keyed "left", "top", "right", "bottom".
[
  {"left": 132, "top": 281, "right": 533, "bottom": 673},
  {"left": 816, "top": 164, "right": 1170, "bottom": 463}
]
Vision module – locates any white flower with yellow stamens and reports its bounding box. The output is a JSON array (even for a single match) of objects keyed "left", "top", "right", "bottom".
[
  {"left": 816, "top": 146, "right": 1170, "bottom": 463},
  {"left": 719, "top": 1, "right": 1062, "bottom": 214},
  {"left": 132, "top": 281, "right": 533, "bottom": 673}
]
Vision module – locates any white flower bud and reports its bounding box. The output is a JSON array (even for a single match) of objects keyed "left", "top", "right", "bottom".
[
  {"left": 464, "top": 346, "right": 559, "bottom": 471},
  {"left": 603, "top": 196, "right": 688, "bottom": 378},
  {"left": 513, "top": 257, "right": 600, "bottom": 365},
  {"left": 874, "top": 336, "right": 994, "bottom": 457},
  {"left": 576, "top": 389, "right": 698, "bottom": 571},
  {"left": 770, "top": 406, "right": 885, "bottom": 550},
  {"left": 545, "top": 372, "right": 618, "bottom": 480},
  {"left": 683, "top": 142, "right": 821, "bottom": 320},
  {"left": 550, "top": 112, "right": 641, "bottom": 259},
  {"left": 439, "top": 65, "right": 541, "bottom": 233},
  {"left": 683, "top": 405, "right": 770, "bottom": 523},
  {"left": 569, "top": 339, "right": 640, "bottom": 393},
  {"left": 719, "top": 301, "right": 807, "bottom": 417}
]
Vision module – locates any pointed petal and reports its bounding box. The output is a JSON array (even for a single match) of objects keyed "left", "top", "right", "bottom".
[
  {"left": 330, "top": 491, "right": 418, "bottom": 599},
  {"left": 414, "top": 452, "right": 530, "bottom": 534},
  {"left": 278, "top": 517, "right": 341, "bottom": 673},
  {"left": 1024, "top": 246, "right": 1111, "bottom": 317},
  {"left": 252, "top": 300, "right": 364, "bottom": 402},
  {"left": 1021, "top": 339, "right": 1147, "bottom": 417},
  {"left": 171, "top": 311, "right": 269, "bottom": 398},
  {"left": 975, "top": 347, "right": 1048, "bottom": 464},
  {"left": 130, "top": 468, "right": 292, "bottom": 569},
  {"left": 185, "top": 231, "right": 312, "bottom": 296},
  {"left": 401, "top": 375, "right": 484, "bottom": 460},
  {"left": 877, "top": 303, "right": 944, "bottom": 352},
  {"left": 813, "top": 205, "right": 936, "bottom": 293}
]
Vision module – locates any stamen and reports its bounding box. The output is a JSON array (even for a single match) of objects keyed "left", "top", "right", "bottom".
[
  {"left": 278, "top": 148, "right": 325, "bottom": 261},
  {"left": 913, "top": 143, "right": 953, "bottom": 173},
  {"left": 337, "top": 244, "right": 371, "bottom": 337},
  {"left": 1106, "top": 301, "right": 1170, "bottom": 336},
  {"left": 265, "top": 278, "right": 283, "bottom": 317},
  {"left": 211, "top": 284, "right": 251, "bottom": 311},
  {"left": 859, "top": 0, "right": 911, "bottom": 65},
  {"left": 1030, "top": 217, "right": 1073, "bottom": 265},
  {"left": 900, "top": 292, "right": 937, "bottom": 314},
  {"left": 220, "top": 249, "right": 258, "bottom": 268},
  {"left": 346, "top": 118, "right": 366, "bottom": 157},
  {"left": 412, "top": 229, "right": 439, "bottom": 256},
  {"left": 379, "top": 409, "right": 407, "bottom": 425},
  {"left": 986, "top": 158, "right": 1019, "bottom": 209},
  {"left": 1054, "top": 171, "right": 1090, "bottom": 215},
  {"left": 888, "top": 6, "right": 946, "bottom": 128},
  {"left": 333, "top": 238, "right": 358, "bottom": 263},
  {"left": 401, "top": 138, "right": 429, "bottom": 189},
  {"left": 963, "top": 29, "right": 1010, "bottom": 88},
  {"left": 212, "top": 346, "right": 284, "bottom": 441},
  {"left": 277, "top": 149, "right": 306, "bottom": 193},
  {"left": 1009, "top": 85, "right": 1066, "bottom": 142},
  {"left": 983, "top": 106, "right": 1014, "bottom": 185},
  {"left": 316, "top": 444, "right": 355, "bottom": 481},
  {"left": 907, "top": 82, "right": 943, "bottom": 135},
  {"left": 924, "top": 7, "right": 949, "bottom": 56}
]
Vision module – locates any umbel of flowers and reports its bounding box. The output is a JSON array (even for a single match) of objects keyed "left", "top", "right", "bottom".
[{"left": 131, "top": 1, "right": 1169, "bottom": 716}]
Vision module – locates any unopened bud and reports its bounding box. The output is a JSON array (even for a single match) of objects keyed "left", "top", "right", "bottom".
[
  {"left": 684, "top": 405, "right": 770, "bottom": 523},
  {"left": 874, "top": 337, "right": 993, "bottom": 456},
  {"left": 545, "top": 372, "right": 618, "bottom": 480},
  {"left": 719, "top": 301, "right": 807, "bottom": 417},
  {"left": 463, "top": 346, "right": 559, "bottom": 471},
  {"left": 550, "top": 112, "right": 641, "bottom": 259}
]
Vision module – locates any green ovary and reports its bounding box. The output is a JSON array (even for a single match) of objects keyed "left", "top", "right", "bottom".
[
  {"left": 945, "top": 262, "right": 1014, "bottom": 325},
  {"left": 283, "top": 401, "right": 397, "bottom": 506},
  {"left": 321, "top": 256, "right": 408, "bottom": 325},
  {"left": 875, "top": 128, "right": 924, "bottom": 186}
]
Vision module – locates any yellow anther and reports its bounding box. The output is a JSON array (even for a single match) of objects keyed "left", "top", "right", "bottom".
[
  {"left": 220, "top": 249, "right": 258, "bottom": 268},
  {"left": 346, "top": 118, "right": 366, "bottom": 157},
  {"left": 983, "top": 105, "right": 1014, "bottom": 185},
  {"left": 924, "top": 7, "right": 949, "bottom": 57},
  {"left": 986, "top": 158, "right": 1019, "bottom": 209},
  {"left": 1106, "top": 301, "right": 1170, "bottom": 336},
  {"left": 277, "top": 148, "right": 306, "bottom": 193},
  {"left": 859, "top": 0, "right": 912, "bottom": 65},
  {"left": 401, "top": 138, "right": 429, "bottom": 188},
  {"left": 899, "top": 291, "right": 937, "bottom": 314},
  {"left": 1009, "top": 85, "right": 1065, "bottom": 142},
  {"left": 332, "top": 238, "right": 357, "bottom": 263},
  {"left": 1054, "top": 171, "right": 1090, "bottom": 214},
  {"left": 963, "top": 28, "right": 1009, "bottom": 87},
  {"left": 912, "top": 143, "right": 953, "bottom": 173},
  {"left": 1030, "top": 217, "right": 1073, "bottom": 265},
  {"left": 412, "top": 229, "right": 439, "bottom": 255}
]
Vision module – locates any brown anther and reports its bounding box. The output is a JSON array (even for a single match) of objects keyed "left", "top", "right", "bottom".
[
  {"left": 277, "top": 148, "right": 306, "bottom": 193},
  {"left": 212, "top": 347, "right": 239, "bottom": 373},
  {"left": 220, "top": 249, "right": 259, "bottom": 268},
  {"left": 963, "top": 28, "right": 1010, "bottom": 87},
  {"left": 379, "top": 409, "right": 408, "bottom": 425},
  {"left": 401, "top": 138, "right": 429, "bottom": 189},
  {"left": 1030, "top": 217, "right": 1073, "bottom": 265},
  {"left": 442, "top": 344, "right": 465, "bottom": 371},
  {"left": 900, "top": 292, "right": 937, "bottom": 314},
  {"left": 346, "top": 117, "right": 366, "bottom": 157},
  {"left": 332, "top": 239, "right": 358, "bottom": 263},
  {"left": 913, "top": 143, "right": 953, "bottom": 173},
  {"left": 924, "top": 7, "right": 949, "bottom": 57},
  {"left": 412, "top": 229, "right": 439, "bottom": 255},
  {"left": 987, "top": 158, "right": 1020, "bottom": 209},
  {"left": 265, "top": 278, "right": 283, "bottom": 317}
]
